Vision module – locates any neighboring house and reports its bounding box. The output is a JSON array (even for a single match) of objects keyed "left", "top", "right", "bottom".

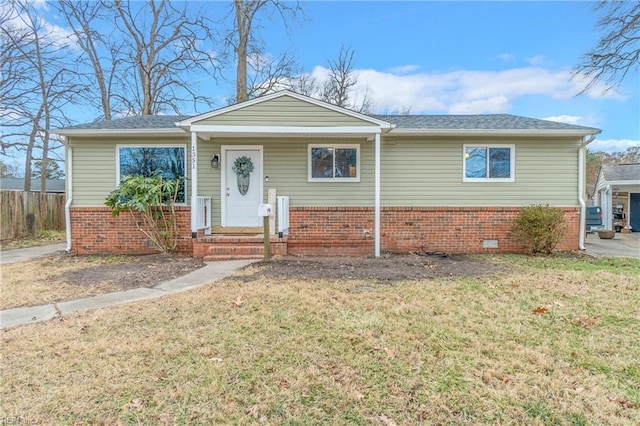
[
  {"left": 594, "top": 163, "right": 640, "bottom": 232},
  {"left": 1, "top": 178, "right": 66, "bottom": 193},
  {"left": 54, "top": 91, "right": 601, "bottom": 259}
]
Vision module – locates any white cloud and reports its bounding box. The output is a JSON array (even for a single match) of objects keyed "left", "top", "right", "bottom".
[
  {"left": 0, "top": 1, "right": 74, "bottom": 48},
  {"left": 330, "top": 66, "right": 625, "bottom": 115},
  {"left": 387, "top": 65, "right": 420, "bottom": 74},
  {"left": 526, "top": 55, "right": 547, "bottom": 66},
  {"left": 542, "top": 115, "right": 582, "bottom": 125},
  {"left": 589, "top": 139, "right": 639, "bottom": 154},
  {"left": 496, "top": 53, "right": 515, "bottom": 63}
]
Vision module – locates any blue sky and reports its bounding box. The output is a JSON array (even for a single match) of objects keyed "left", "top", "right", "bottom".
[
  {"left": 256, "top": 0, "right": 638, "bottom": 153},
  {"left": 5, "top": 0, "right": 638, "bottom": 169}
]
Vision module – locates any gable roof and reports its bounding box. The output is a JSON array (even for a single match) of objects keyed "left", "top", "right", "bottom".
[
  {"left": 599, "top": 163, "right": 640, "bottom": 183},
  {"left": 375, "top": 114, "right": 600, "bottom": 136},
  {"left": 55, "top": 115, "right": 189, "bottom": 136},
  {"left": 54, "top": 91, "right": 601, "bottom": 138}
]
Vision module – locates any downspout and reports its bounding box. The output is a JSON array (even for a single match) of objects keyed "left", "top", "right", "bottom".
[
  {"left": 63, "top": 139, "right": 73, "bottom": 252},
  {"left": 374, "top": 132, "right": 381, "bottom": 257},
  {"left": 578, "top": 134, "right": 596, "bottom": 250}
]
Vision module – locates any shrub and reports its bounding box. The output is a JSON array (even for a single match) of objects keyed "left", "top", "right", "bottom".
[
  {"left": 512, "top": 205, "right": 567, "bottom": 255},
  {"left": 105, "top": 175, "right": 180, "bottom": 253}
]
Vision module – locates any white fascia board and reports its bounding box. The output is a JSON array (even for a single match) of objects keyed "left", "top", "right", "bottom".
[
  {"left": 189, "top": 124, "right": 383, "bottom": 135},
  {"left": 53, "top": 128, "right": 185, "bottom": 137},
  {"left": 176, "top": 90, "right": 394, "bottom": 129},
  {"left": 601, "top": 180, "right": 640, "bottom": 188},
  {"left": 388, "top": 128, "right": 601, "bottom": 137}
]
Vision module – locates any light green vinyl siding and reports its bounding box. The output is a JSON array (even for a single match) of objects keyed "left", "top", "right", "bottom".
[
  {"left": 202, "top": 138, "right": 375, "bottom": 226},
  {"left": 195, "top": 95, "right": 374, "bottom": 127},
  {"left": 69, "top": 136, "right": 191, "bottom": 206},
  {"left": 70, "top": 132, "right": 583, "bottom": 220},
  {"left": 381, "top": 136, "right": 581, "bottom": 207}
]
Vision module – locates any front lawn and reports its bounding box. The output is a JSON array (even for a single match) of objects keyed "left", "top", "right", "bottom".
[{"left": 1, "top": 255, "right": 638, "bottom": 424}]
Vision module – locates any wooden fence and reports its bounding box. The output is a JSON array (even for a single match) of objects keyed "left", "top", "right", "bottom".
[{"left": 0, "top": 190, "right": 66, "bottom": 240}]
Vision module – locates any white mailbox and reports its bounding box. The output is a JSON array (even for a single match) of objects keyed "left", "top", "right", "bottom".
[{"left": 258, "top": 203, "right": 272, "bottom": 217}]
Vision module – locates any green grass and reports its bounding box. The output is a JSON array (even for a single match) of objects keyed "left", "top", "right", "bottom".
[
  {"left": 1, "top": 255, "right": 639, "bottom": 424},
  {"left": 494, "top": 253, "right": 640, "bottom": 275}
]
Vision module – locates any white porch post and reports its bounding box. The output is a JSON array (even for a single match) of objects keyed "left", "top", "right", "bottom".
[
  {"left": 374, "top": 132, "right": 381, "bottom": 257},
  {"left": 190, "top": 131, "right": 198, "bottom": 238}
]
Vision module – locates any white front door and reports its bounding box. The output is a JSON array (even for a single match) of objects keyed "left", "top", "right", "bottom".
[{"left": 223, "top": 147, "right": 262, "bottom": 227}]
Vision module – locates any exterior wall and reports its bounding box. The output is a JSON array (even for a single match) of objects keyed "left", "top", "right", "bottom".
[
  {"left": 69, "top": 207, "right": 192, "bottom": 255},
  {"left": 203, "top": 137, "right": 375, "bottom": 227},
  {"left": 287, "top": 206, "right": 581, "bottom": 256},
  {"left": 380, "top": 136, "right": 582, "bottom": 207},
  {"left": 201, "top": 135, "right": 582, "bottom": 230},
  {"left": 69, "top": 135, "right": 191, "bottom": 206},
  {"left": 195, "top": 95, "right": 375, "bottom": 127}
]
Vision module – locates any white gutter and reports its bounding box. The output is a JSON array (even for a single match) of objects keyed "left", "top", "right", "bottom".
[
  {"left": 63, "top": 139, "right": 73, "bottom": 252},
  {"left": 578, "top": 134, "right": 596, "bottom": 250}
]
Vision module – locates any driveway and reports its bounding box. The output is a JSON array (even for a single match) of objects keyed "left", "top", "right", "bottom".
[{"left": 584, "top": 232, "right": 640, "bottom": 258}]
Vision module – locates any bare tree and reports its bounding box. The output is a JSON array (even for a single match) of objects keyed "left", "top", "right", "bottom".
[
  {"left": 576, "top": 1, "right": 640, "bottom": 93},
  {"left": 56, "top": 0, "right": 120, "bottom": 120},
  {"left": 246, "top": 50, "right": 297, "bottom": 99},
  {"left": 112, "top": 0, "right": 219, "bottom": 115},
  {"left": 1, "top": 0, "right": 81, "bottom": 192},
  {"left": 229, "top": 0, "right": 302, "bottom": 103},
  {"left": 287, "top": 71, "right": 317, "bottom": 97},
  {"left": 287, "top": 45, "right": 374, "bottom": 113},
  {"left": 321, "top": 45, "right": 357, "bottom": 108}
]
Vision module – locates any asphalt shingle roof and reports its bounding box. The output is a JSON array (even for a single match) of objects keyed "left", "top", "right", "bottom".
[
  {"left": 62, "top": 115, "right": 190, "bottom": 130},
  {"left": 374, "top": 114, "right": 600, "bottom": 132},
  {"left": 60, "top": 113, "right": 600, "bottom": 133},
  {"left": 601, "top": 163, "right": 640, "bottom": 182}
]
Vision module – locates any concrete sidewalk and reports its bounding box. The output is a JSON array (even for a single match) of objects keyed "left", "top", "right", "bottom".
[
  {"left": 0, "top": 242, "right": 66, "bottom": 265},
  {"left": 1, "top": 259, "right": 256, "bottom": 329}
]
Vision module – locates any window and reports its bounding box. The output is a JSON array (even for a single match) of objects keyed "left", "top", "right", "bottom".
[
  {"left": 117, "top": 145, "right": 187, "bottom": 203},
  {"left": 463, "top": 145, "right": 514, "bottom": 182},
  {"left": 308, "top": 144, "right": 360, "bottom": 182}
]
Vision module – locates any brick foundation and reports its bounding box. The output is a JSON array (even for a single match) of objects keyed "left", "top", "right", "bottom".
[
  {"left": 288, "top": 206, "right": 580, "bottom": 256},
  {"left": 70, "top": 205, "right": 580, "bottom": 257},
  {"left": 69, "top": 207, "right": 192, "bottom": 255}
]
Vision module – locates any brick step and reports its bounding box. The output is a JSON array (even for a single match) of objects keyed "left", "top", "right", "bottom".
[
  {"left": 206, "top": 244, "right": 266, "bottom": 256},
  {"left": 204, "top": 254, "right": 264, "bottom": 261},
  {"left": 199, "top": 235, "right": 265, "bottom": 244},
  {"left": 193, "top": 235, "right": 287, "bottom": 260}
]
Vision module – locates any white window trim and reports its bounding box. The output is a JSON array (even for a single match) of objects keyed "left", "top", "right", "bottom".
[
  {"left": 308, "top": 143, "right": 361, "bottom": 182},
  {"left": 463, "top": 144, "right": 515, "bottom": 183},
  {"left": 116, "top": 144, "right": 188, "bottom": 204}
]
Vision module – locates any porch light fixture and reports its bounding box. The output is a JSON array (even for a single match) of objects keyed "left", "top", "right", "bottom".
[{"left": 210, "top": 154, "right": 220, "bottom": 169}]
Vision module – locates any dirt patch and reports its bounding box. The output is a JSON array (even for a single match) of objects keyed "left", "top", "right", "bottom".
[
  {"left": 236, "top": 253, "right": 500, "bottom": 283},
  {"left": 55, "top": 253, "right": 206, "bottom": 289},
  {"left": 2, "top": 253, "right": 205, "bottom": 310},
  {"left": 2, "top": 252, "right": 498, "bottom": 311}
]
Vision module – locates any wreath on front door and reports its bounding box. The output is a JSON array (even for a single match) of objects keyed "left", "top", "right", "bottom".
[
  {"left": 232, "top": 156, "right": 254, "bottom": 195},
  {"left": 232, "top": 156, "right": 254, "bottom": 177}
]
